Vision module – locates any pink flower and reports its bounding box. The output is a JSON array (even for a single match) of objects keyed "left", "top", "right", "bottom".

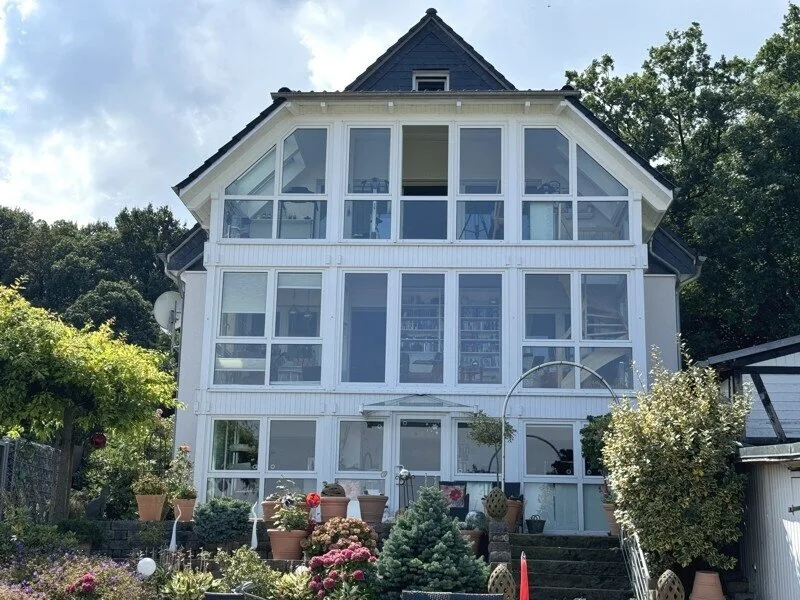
[{"left": 353, "top": 569, "right": 365, "bottom": 581}]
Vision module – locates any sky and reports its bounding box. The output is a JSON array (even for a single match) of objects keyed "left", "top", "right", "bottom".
[{"left": 0, "top": 0, "right": 792, "bottom": 226}]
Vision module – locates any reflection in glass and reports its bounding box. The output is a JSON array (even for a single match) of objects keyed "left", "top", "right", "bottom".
[
  {"left": 214, "top": 344, "right": 266, "bottom": 385},
  {"left": 399, "top": 420, "right": 441, "bottom": 471},
  {"left": 580, "top": 347, "right": 633, "bottom": 389},
  {"left": 522, "top": 347, "right": 575, "bottom": 388},
  {"left": 269, "top": 344, "right": 322, "bottom": 383},
  {"left": 457, "top": 201, "right": 504, "bottom": 240},
  {"left": 223, "top": 199, "right": 273, "bottom": 239},
  {"left": 524, "top": 129, "right": 569, "bottom": 194},
  {"left": 522, "top": 201, "right": 573, "bottom": 240},
  {"left": 577, "top": 146, "right": 628, "bottom": 196},
  {"left": 342, "top": 274, "right": 387, "bottom": 383},
  {"left": 226, "top": 147, "right": 276, "bottom": 196},
  {"left": 460, "top": 128, "right": 501, "bottom": 194},
  {"left": 344, "top": 200, "right": 391, "bottom": 239},
  {"left": 348, "top": 128, "right": 390, "bottom": 194},
  {"left": 577, "top": 201, "right": 629, "bottom": 241},
  {"left": 212, "top": 420, "right": 259, "bottom": 470},
  {"left": 268, "top": 420, "right": 316, "bottom": 471},
  {"left": 207, "top": 477, "right": 260, "bottom": 506},
  {"left": 456, "top": 423, "right": 498, "bottom": 474},
  {"left": 524, "top": 274, "right": 571, "bottom": 339},
  {"left": 525, "top": 424, "right": 575, "bottom": 475},
  {"left": 282, "top": 129, "right": 327, "bottom": 194},
  {"left": 338, "top": 421, "right": 384, "bottom": 471}
]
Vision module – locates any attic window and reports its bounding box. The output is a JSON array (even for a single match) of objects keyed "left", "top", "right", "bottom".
[{"left": 413, "top": 71, "right": 449, "bottom": 91}]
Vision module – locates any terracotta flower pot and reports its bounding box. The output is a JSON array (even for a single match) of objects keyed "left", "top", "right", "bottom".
[
  {"left": 136, "top": 494, "right": 166, "bottom": 521},
  {"left": 357, "top": 495, "right": 387, "bottom": 523},
  {"left": 690, "top": 571, "right": 724, "bottom": 600},
  {"left": 320, "top": 496, "right": 350, "bottom": 522},
  {"left": 461, "top": 529, "right": 482, "bottom": 556},
  {"left": 268, "top": 529, "right": 307, "bottom": 560},
  {"left": 173, "top": 498, "right": 196, "bottom": 522},
  {"left": 504, "top": 499, "right": 523, "bottom": 532},
  {"left": 602, "top": 502, "right": 621, "bottom": 536},
  {"left": 262, "top": 500, "right": 279, "bottom": 525}
]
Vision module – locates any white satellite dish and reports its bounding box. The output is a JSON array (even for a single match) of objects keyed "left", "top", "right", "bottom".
[{"left": 153, "top": 291, "right": 183, "bottom": 333}]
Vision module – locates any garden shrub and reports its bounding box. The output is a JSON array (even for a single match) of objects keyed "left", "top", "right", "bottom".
[
  {"left": 56, "top": 518, "right": 105, "bottom": 546},
  {"left": 377, "top": 485, "right": 488, "bottom": 599},
  {"left": 604, "top": 353, "right": 750, "bottom": 570},
  {"left": 270, "top": 569, "right": 313, "bottom": 600},
  {"left": 159, "top": 570, "right": 221, "bottom": 600},
  {"left": 308, "top": 543, "right": 378, "bottom": 599},
  {"left": 303, "top": 517, "right": 378, "bottom": 558},
  {"left": 193, "top": 497, "right": 251, "bottom": 545},
  {"left": 216, "top": 546, "right": 280, "bottom": 597}
]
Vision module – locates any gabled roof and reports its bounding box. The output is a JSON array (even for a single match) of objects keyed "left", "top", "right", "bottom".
[{"left": 345, "top": 8, "right": 515, "bottom": 92}]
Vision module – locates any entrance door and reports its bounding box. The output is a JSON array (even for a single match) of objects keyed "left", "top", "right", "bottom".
[
  {"left": 395, "top": 417, "right": 442, "bottom": 509},
  {"left": 349, "top": 310, "right": 387, "bottom": 382}
]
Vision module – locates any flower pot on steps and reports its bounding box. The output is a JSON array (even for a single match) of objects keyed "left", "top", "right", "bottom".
[
  {"left": 136, "top": 494, "right": 165, "bottom": 521},
  {"left": 267, "top": 529, "right": 307, "bottom": 560},
  {"left": 357, "top": 495, "right": 387, "bottom": 523},
  {"left": 320, "top": 496, "right": 350, "bottom": 522},
  {"left": 174, "top": 498, "right": 196, "bottom": 522},
  {"left": 504, "top": 499, "right": 522, "bottom": 532},
  {"left": 690, "top": 571, "right": 724, "bottom": 600},
  {"left": 602, "top": 502, "right": 621, "bottom": 536}
]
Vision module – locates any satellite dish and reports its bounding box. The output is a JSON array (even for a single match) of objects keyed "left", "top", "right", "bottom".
[{"left": 153, "top": 291, "right": 182, "bottom": 333}]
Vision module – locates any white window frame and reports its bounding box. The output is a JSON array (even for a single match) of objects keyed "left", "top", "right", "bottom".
[{"left": 412, "top": 70, "right": 450, "bottom": 91}]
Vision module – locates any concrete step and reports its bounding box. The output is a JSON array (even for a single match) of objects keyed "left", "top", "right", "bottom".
[
  {"left": 511, "top": 545, "right": 625, "bottom": 563},
  {"left": 511, "top": 558, "right": 627, "bottom": 577},
  {"left": 520, "top": 572, "right": 631, "bottom": 590},
  {"left": 510, "top": 533, "right": 620, "bottom": 549},
  {"left": 527, "top": 585, "right": 631, "bottom": 600}
]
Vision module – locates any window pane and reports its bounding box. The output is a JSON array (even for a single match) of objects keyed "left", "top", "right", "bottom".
[
  {"left": 522, "top": 201, "right": 572, "bottom": 240},
  {"left": 525, "top": 274, "right": 571, "bottom": 339},
  {"left": 577, "top": 201, "right": 629, "bottom": 241},
  {"left": 268, "top": 421, "right": 316, "bottom": 471},
  {"left": 220, "top": 272, "right": 267, "bottom": 337},
  {"left": 459, "top": 274, "right": 502, "bottom": 384},
  {"left": 264, "top": 478, "right": 317, "bottom": 497},
  {"left": 211, "top": 420, "right": 260, "bottom": 470},
  {"left": 460, "top": 128, "right": 501, "bottom": 194},
  {"left": 226, "top": 147, "right": 276, "bottom": 196},
  {"left": 223, "top": 199, "right": 273, "bottom": 239},
  {"left": 207, "top": 478, "right": 259, "bottom": 505},
  {"left": 583, "top": 484, "right": 607, "bottom": 531},
  {"left": 214, "top": 343, "right": 266, "bottom": 385},
  {"left": 525, "top": 424, "right": 575, "bottom": 475},
  {"left": 335, "top": 479, "right": 385, "bottom": 501},
  {"left": 577, "top": 146, "right": 627, "bottom": 196},
  {"left": 522, "top": 347, "right": 575, "bottom": 388},
  {"left": 338, "top": 421, "right": 384, "bottom": 471},
  {"left": 277, "top": 200, "right": 327, "bottom": 239},
  {"left": 401, "top": 200, "right": 447, "bottom": 239},
  {"left": 282, "top": 129, "right": 327, "bottom": 194},
  {"left": 344, "top": 200, "right": 391, "bottom": 239},
  {"left": 400, "top": 274, "right": 445, "bottom": 384},
  {"left": 457, "top": 201, "right": 504, "bottom": 240},
  {"left": 582, "top": 274, "right": 628, "bottom": 340},
  {"left": 342, "top": 274, "right": 387, "bottom": 383},
  {"left": 524, "top": 129, "right": 569, "bottom": 194},
  {"left": 524, "top": 482, "right": 578, "bottom": 531},
  {"left": 580, "top": 347, "right": 632, "bottom": 389},
  {"left": 275, "top": 273, "right": 322, "bottom": 337},
  {"left": 399, "top": 419, "right": 441, "bottom": 471},
  {"left": 456, "top": 423, "right": 498, "bottom": 474},
  {"left": 348, "top": 128, "right": 390, "bottom": 194},
  {"left": 402, "top": 125, "right": 448, "bottom": 196},
  {"left": 269, "top": 344, "right": 322, "bottom": 383}
]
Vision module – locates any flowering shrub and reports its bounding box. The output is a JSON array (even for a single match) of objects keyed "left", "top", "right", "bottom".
[
  {"left": 65, "top": 572, "right": 96, "bottom": 595},
  {"left": 308, "top": 543, "right": 377, "bottom": 600},
  {"left": 303, "top": 517, "right": 378, "bottom": 558},
  {"left": 274, "top": 495, "right": 312, "bottom": 531}
]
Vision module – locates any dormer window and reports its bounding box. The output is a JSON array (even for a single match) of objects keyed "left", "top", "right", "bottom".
[{"left": 413, "top": 71, "right": 449, "bottom": 91}]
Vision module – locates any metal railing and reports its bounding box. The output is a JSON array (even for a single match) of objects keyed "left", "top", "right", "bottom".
[{"left": 620, "top": 526, "right": 657, "bottom": 600}]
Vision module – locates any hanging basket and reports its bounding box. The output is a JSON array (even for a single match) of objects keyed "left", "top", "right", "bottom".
[
  {"left": 483, "top": 488, "right": 508, "bottom": 520},
  {"left": 487, "top": 563, "right": 516, "bottom": 600}
]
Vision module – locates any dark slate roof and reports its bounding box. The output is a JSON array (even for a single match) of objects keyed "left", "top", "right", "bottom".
[
  {"left": 648, "top": 225, "right": 699, "bottom": 277},
  {"left": 345, "top": 8, "right": 515, "bottom": 92},
  {"left": 165, "top": 223, "right": 207, "bottom": 272},
  {"left": 707, "top": 335, "right": 800, "bottom": 368}
]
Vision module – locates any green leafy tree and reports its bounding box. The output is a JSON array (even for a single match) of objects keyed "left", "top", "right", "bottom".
[
  {"left": 0, "top": 284, "right": 176, "bottom": 520},
  {"left": 466, "top": 410, "right": 516, "bottom": 483},
  {"left": 603, "top": 352, "right": 749, "bottom": 570},
  {"left": 377, "top": 486, "right": 488, "bottom": 599}
]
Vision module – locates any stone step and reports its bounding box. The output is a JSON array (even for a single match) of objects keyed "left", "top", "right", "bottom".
[
  {"left": 527, "top": 585, "right": 631, "bottom": 600},
  {"left": 511, "top": 545, "right": 625, "bottom": 563},
  {"left": 510, "top": 533, "right": 619, "bottom": 549},
  {"left": 511, "top": 558, "right": 628, "bottom": 577},
  {"left": 516, "top": 572, "right": 631, "bottom": 591}
]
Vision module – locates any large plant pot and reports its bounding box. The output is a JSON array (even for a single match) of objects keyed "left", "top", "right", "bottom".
[
  {"left": 173, "top": 498, "right": 196, "bottom": 522},
  {"left": 136, "top": 494, "right": 166, "bottom": 521},
  {"left": 267, "top": 529, "right": 307, "bottom": 560},
  {"left": 320, "top": 497, "right": 350, "bottom": 522},
  {"left": 357, "top": 495, "right": 387, "bottom": 523},
  {"left": 690, "top": 571, "right": 724, "bottom": 600},
  {"left": 461, "top": 529, "right": 482, "bottom": 556},
  {"left": 262, "top": 500, "right": 279, "bottom": 525},
  {"left": 602, "top": 502, "right": 621, "bottom": 536},
  {"left": 504, "top": 499, "right": 522, "bottom": 532}
]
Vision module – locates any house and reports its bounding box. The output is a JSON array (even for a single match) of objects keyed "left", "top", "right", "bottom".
[{"left": 164, "top": 8, "right": 699, "bottom": 533}]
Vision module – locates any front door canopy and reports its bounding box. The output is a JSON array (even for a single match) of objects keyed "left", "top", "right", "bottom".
[{"left": 359, "top": 394, "right": 475, "bottom": 416}]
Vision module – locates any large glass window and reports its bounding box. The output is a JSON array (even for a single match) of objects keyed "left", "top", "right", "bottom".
[
  {"left": 348, "top": 128, "right": 390, "bottom": 194},
  {"left": 275, "top": 273, "right": 321, "bottom": 338},
  {"left": 459, "top": 128, "right": 501, "bottom": 194},
  {"left": 456, "top": 423, "right": 498, "bottom": 474},
  {"left": 344, "top": 200, "right": 391, "bottom": 239},
  {"left": 268, "top": 420, "right": 316, "bottom": 471},
  {"left": 580, "top": 347, "right": 632, "bottom": 389},
  {"left": 342, "top": 274, "right": 388, "bottom": 383},
  {"left": 211, "top": 420, "right": 260, "bottom": 471},
  {"left": 524, "top": 129, "right": 569, "bottom": 195},
  {"left": 338, "top": 421, "right": 384, "bottom": 471},
  {"left": 581, "top": 274, "right": 628, "bottom": 340},
  {"left": 525, "top": 424, "right": 575, "bottom": 476},
  {"left": 214, "top": 343, "right": 266, "bottom": 385},
  {"left": 277, "top": 200, "right": 326, "bottom": 239},
  {"left": 457, "top": 201, "right": 504, "bottom": 240},
  {"left": 207, "top": 477, "right": 259, "bottom": 505},
  {"left": 223, "top": 199, "right": 273, "bottom": 239},
  {"left": 525, "top": 274, "right": 571, "bottom": 339},
  {"left": 399, "top": 419, "right": 441, "bottom": 471},
  {"left": 401, "top": 200, "right": 447, "bottom": 239},
  {"left": 522, "top": 346, "right": 575, "bottom": 389},
  {"left": 281, "top": 129, "right": 327, "bottom": 194},
  {"left": 226, "top": 147, "right": 276, "bottom": 196},
  {"left": 577, "top": 146, "right": 628, "bottom": 197},
  {"left": 400, "top": 274, "right": 445, "bottom": 384},
  {"left": 402, "top": 125, "right": 448, "bottom": 196},
  {"left": 269, "top": 344, "right": 322, "bottom": 383},
  {"left": 219, "top": 272, "right": 267, "bottom": 337},
  {"left": 458, "top": 274, "right": 502, "bottom": 384},
  {"left": 577, "top": 201, "right": 629, "bottom": 241},
  {"left": 522, "top": 201, "right": 572, "bottom": 241}
]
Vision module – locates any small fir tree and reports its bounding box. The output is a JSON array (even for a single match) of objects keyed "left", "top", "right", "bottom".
[{"left": 377, "top": 486, "right": 488, "bottom": 599}]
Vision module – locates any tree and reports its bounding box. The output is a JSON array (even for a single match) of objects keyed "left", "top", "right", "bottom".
[
  {"left": 466, "top": 410, "right": 516, "bottom": 483},
  {"left": 0, "top": 284, "right": 176, "bottom": 520}
]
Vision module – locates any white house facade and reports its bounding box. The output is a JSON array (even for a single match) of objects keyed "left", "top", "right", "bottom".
[{"left": 165, "top": 8, "right": 699, "bottom": 533}]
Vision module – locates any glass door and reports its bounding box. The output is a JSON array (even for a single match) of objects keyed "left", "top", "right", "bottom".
[{"left": 395, "top": 416, "right": 442, "bottom": 509}]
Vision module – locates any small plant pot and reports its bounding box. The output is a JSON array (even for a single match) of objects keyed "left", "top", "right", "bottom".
[
  {"left": 136, "top": 494, "right": 166, "bottom": 521},
  {"left": 525, "top": 518, "right": 545, "bottom": 534},
  {"left": 504, "top": 499, "right": 522, "bottom": 532},
  {"left": 460, "top": 529, "right": 482, "bottom": 556},
  {"left": 320, "top": 496, "right": 350, "bottom": 522},
  {"left": 602, "top": 502, "right": 621, "bottom": 536},
  {"left": 174, "top": 498, "right": 196, "bottom": 522},
  {"left": 262, "top": 500, "right": 279, "bottom": 525},
  {"left": 690, "top": 571, "right": 724, "bottom": 600},
  {"left": 357, "top": 495, "right": 388, "bottom": 523},
  {"left": 268, "top": 529, "right": 307, "bottom": 560}
]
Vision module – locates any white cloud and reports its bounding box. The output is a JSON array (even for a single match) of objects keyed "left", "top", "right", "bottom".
[{"left": 0, "top": 0, "right": 37, "bottom": 64}]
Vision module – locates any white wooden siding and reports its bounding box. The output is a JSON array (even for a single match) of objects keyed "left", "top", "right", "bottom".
[
  {"left": 174, "top": 271, "right": 206, "bottom": 454},
  {"left": 743, "top": 352, "right": 800, "bottom": 439},
  {"left": 643, "top": 275, "right": 678, "bottom": 374}
]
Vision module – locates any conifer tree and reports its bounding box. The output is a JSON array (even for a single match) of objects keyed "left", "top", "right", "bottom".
[{"left": 377, "top": 485, "right": 488, "bottom": 598}]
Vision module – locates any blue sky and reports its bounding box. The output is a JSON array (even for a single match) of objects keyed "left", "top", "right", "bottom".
[{"left": 0, "top": 0, "right": 791, "bottom": 225}]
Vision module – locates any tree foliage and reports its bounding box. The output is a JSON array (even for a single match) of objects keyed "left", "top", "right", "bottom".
[{"left": 603, "top": 353, "right": 749, "bottom": 570}]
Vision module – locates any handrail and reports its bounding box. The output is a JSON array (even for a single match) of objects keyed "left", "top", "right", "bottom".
[{"left": 620, "top": 525, "right": 657, "bottom": 600}]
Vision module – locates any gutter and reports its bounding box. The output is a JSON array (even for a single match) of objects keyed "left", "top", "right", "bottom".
[{"left": 738, "top": 442, "right": 800, "bottom": 463}]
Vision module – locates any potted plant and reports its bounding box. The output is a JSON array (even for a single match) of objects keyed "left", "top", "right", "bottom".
[
  {"left": 268, "top": 495, "right": 311, "bottom": 560},
  {"left": 262, "top": 479, "right": 308, "bottom": 525},
  {"left": 174, "top": 486, "right": 198, "bottom": 522},
  {"left": 504, "top": 493, "right": 523, "bottom": 532},
  {"left": 525, "top": 514, "right": 545, "bottom": 534},
  {"left": 602, "top": 489, "right": 621, "bottom": 537},
  {"left": 319, "top": 481, "right": 350, "bottom": 522},
  {"left": 166, "top": 443, "right": 197, "bottom": 522},
  {"left": 132, "top": 473, "right": 167, "bottom": 521},
  {"left": 458, "top": 511, "right": 487, "bottom": 556},
  {"left": 466, "top": 410, "right": 516, "bottom": 485},
  {"left": 357, "top": 489, "right": 388, "bottom": 523}
]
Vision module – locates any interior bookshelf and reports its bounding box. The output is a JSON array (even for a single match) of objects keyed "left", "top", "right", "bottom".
[{"left": 459, "top": 304, "right": 501, "bottom": 383}]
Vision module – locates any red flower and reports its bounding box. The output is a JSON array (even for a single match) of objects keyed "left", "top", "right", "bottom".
[
  {"left": 306, "top": 492, "right": 321, "bottom": 508},
  {"left": 89, "top": 432, "right": 107, "bottom": 449}
]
